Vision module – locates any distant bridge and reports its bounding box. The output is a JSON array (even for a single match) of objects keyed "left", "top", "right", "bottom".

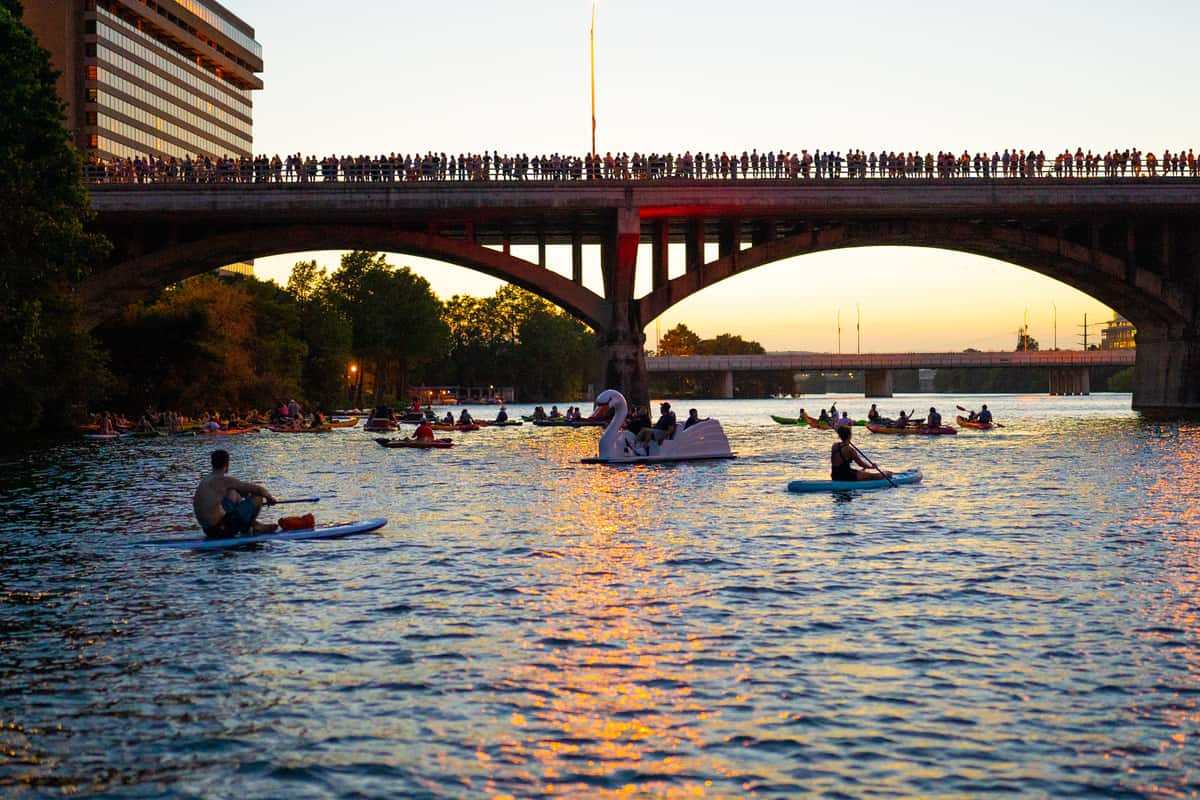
[
  {"left": 81, "top": 179, "right": 1200, "bottom": 417},
  {"left": 647, "top": 350, "right": 1135, "bottom": 397}
]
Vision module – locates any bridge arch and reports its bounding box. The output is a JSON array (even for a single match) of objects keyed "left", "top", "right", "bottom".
[
  {"left": 80, "top": 224, "right": 608, "bottom": 330},
  {"left": 637, "top": 220, "right": 1193, "bottom": 333}
]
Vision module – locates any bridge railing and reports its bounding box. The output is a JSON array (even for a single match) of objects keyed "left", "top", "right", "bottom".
[
  {"left": 80, "top": 151, "right": 1200, "bottom": 186},
  {"left": 647, "top": 350, "right": 1136, "bottom": 372}
]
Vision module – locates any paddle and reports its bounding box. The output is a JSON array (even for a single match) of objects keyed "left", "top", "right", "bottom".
[
  {"left": 847, "top": 441, "right": 897, "bottom": 488},
  {"left": 268, "top": 497, "right": 319, "bottom": 505}
]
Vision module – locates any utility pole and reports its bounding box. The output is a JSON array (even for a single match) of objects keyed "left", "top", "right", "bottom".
[
  {"left": 589, "top": 1, "right": 597, "bottom": 162},
  {"left": 837, "top": 309, "right": 842, "bottom": 354},
  {"left": 856, "top": 303, "right": 861, "bottom": 354},
  {"left": 1052, "top": 302, "right": 1057, "bottom": 350}
]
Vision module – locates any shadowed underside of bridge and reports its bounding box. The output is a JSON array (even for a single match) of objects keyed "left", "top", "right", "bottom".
[{"left": 82, "top": 181, "right": 1200, "bottom": 416}]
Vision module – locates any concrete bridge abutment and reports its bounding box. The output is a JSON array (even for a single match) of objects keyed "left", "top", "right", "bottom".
[
  {"left": 1132, "top": 324, "right": 1200, "bottom": 418},
  {"left": 864, "top": 369, "right": 894, "bottom": 398},
  {"left": 1048, "top": 367, "right": 1090, "bottom": 396},
  {"left": 717, "top": 370, "right": 735, "bottom": 399}
]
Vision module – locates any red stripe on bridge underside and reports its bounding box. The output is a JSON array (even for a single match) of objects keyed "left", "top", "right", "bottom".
[{"left": 639, "top": 205, "right": 747, "bottom": 218}]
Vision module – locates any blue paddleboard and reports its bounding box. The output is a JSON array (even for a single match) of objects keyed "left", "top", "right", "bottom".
[
  {"left": 787, "top": 469, "right": 923, "bottom": 494},
  {"left": 143, "top": 517, "right": 387, "bottom": 550}
]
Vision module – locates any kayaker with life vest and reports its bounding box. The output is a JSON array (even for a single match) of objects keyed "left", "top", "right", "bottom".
[
  {"left": 495, "top": 406, "right": 509, "bottom": 423},
  {"left": 868, "top": 404, "right": 881, "bottom": 422},
  {"left": 818, "top": 409, "right": 832, "bottom": 426},
  {"left": 458, "top": 408, "right": 474, "bottom": 425},
  {"left": 836, "top": 412, "right": 853, "bottom": 429},
  {"left": 926, "top": 407, "right": 942, "bottom": 429},
  {"left": 442, "top": 412, "right": 455, "bottom": 425},
  {"left": 413, "top": 420, "right": 435, "bottom": 441},
  {"left": 831, "top": 426, "right": 893, "bottom": 482},
  {"left": 977, "top": 405, "right": 993, "bottom": 424},
  {"left": 193, "top": 449, "right": 278, "bottom": 538}
]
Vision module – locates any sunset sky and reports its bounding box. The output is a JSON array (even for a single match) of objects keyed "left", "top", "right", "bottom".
[{"left": 244, "top": 0, "right": 1200, "bottom": 351}]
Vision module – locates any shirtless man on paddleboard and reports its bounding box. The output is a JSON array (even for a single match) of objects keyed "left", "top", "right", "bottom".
[{"left": 193, "top": 449, "right": 279, "bottom": 538}]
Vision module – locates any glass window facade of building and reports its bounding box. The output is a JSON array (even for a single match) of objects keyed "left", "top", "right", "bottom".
[
  {"left": 1100, "top": 316, "right": 1137, "bottom": 350},
  {"left": 24, "top": 0, "right": 262, "bottom": 162}
]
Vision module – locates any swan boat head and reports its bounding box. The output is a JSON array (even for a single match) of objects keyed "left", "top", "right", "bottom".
[{"left": 583, "top": 389, "right": 735, "bottom": 464}]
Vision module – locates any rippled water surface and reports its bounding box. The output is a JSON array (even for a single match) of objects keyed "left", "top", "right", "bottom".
[{"left": 2, "top": 394, "right": 1198, "bottom": 798}]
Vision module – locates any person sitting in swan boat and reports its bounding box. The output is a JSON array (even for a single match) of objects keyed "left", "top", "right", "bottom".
[{"left": 637, "top": 402, "right": 677, "bottom": 449}]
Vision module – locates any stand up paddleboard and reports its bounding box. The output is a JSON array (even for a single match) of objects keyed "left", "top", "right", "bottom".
[
  {"left": 787, "top": 469, "right": 923, "bottom": 494},
  {"left": 143, "top": 518, "right": 387, "bottom": 550}
]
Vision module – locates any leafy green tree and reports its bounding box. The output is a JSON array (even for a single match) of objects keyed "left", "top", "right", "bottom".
[
  {"left": 658, "top": 323, "right": 701, "bottom": 356},
  {"left": 287, "top": 260, "right": 353, "bottom": 408},
  {"left": 0, "top": 4, "right": 110, "bottom": 430},
  {"left": 328, "top": 251, "right": 447, "bottom": 405},
  {"left": 1016, "top": 331, "right": 1040, "bottom": 351},
  {"left": 698, "top": 333, "right": 765, "bottom": 355}
]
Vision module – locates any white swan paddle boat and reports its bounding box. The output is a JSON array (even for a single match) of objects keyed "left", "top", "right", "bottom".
[{"left": 580, "top": 389, "right": 736, "bottom": 465}]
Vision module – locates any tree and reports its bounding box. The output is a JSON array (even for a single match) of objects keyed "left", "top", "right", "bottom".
[
  {"left": 327, "top": 251, "right": 447, "bottom": 404},
  {"left": 698, "top": 333, "right": 765, "bottom": 355},
  {"left": 1016, "top": 331, "right": 1040, "bottom": 351},
  {"left": 287, "top": 260, "right": 353, "bottom": 408},
  {"left": 658, "top": 324, "right": 701, "bottom": 355},
  {"left": 0, "top": 5, "right": 110, "bottom": 430}
]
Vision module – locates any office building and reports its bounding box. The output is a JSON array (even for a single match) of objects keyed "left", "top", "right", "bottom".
[{"left": 24, "top": 0, "right": 262, "bottom": 276}]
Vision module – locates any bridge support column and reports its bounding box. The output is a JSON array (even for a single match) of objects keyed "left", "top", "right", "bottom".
[
  {"left": 864, "top": 369, "right": 894, "bottom": 398},
  {"left": 598, "top": 207, "right": 648, "bottom": 407},
  {"left": 1133, "top": 323, "right": 1200, "bottom": 418},
  {"left": 1049, "top": 367, "right": 1090, "bottom": 396},
  {"left": 717, "top": 370, "right": 734, "bottom": 399}
]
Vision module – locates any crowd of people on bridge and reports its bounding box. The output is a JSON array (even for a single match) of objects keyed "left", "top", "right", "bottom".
[{"left": 82, "top": 146, "right": 1200, "bottom": 185}]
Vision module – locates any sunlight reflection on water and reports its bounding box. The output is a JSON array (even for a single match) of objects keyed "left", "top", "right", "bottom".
[{"left": 1, "top": 394, "right": 1198, "bottom": 797}]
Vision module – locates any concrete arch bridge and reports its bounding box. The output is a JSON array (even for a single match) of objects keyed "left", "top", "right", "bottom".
[{"left": 82, "top": 179, "right": 1200, "bottom": 417}]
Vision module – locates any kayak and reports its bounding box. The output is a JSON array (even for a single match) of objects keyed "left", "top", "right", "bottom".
[
  {"left": 866, "top": 423, "right": 957, "bottom": 435},
  {"left": 787, "top": 469, "right": 923, "bottom": 494},
  {"left": 432, "top": 422, "right": 480, "bottom": 431},
  {"left": 770, "top": 415, "right": 808, "bottom": 426},
  {"left": 202, "top": 427, "right": 260, "bottom": 435},
  {"left": 363, "top": 419, "right": 398, "bottom": 432},
  {"left": 267, "top": 425, "right": 332, "bottom": 433},
  {"left": 83, "top": 433, "right": 124, "bottom": 439},
  {"left": 375, "top": 437, "right": 453, "bottom": 449},
  {"left": 330, "top": 416, "right": 360, "bottom": 428},
  {"left": 128, "top": 430, "right": 166, "bottom": 438},
  {"left": 143, "top": 518, "right": 387, "bottom": 550},
  {"left": 533, "top": 419, "right": 605, "bottom": 427},
  {"left": 488, "top": 419, "right": 524, "bottom": 427},
  {"left": 956, "top": 415, "right": 997, "bottom": 430}
]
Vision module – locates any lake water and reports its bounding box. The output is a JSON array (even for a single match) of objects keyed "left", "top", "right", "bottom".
[{"left": 2, "top": 394, "right": 1198, "bottom": 798}]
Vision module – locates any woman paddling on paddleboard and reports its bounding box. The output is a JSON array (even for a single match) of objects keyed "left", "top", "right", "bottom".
[{"left": 831, "top": 426, "right": 892, "bottom": 482}]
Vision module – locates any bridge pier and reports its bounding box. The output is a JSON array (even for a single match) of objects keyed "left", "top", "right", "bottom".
[
  {"left": 1132, "top": 324, "right": 1200, "bottom": 418},
  {"left": 1049, "top": 367, "right": 1090, "bottom": 396},
  {"left": 717, "top": 370, "right": 734, "bottom": 399},
  {"left": 864, "top": 369, "right": 894, "bottom": 398},
  {"left": 598, "top": 208, "right": 649, "bottom": 407}
]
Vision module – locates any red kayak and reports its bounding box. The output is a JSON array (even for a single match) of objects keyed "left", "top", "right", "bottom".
[
  {"left": 375, "top": 437, "right": 453, "bottom": 449},
  {"left": 432, "top": 422, "right": 480, "bottom": 431}
]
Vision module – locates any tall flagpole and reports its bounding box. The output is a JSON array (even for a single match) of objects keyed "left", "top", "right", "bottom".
[
  {"left": 856, "top": 303, "right": 861, "bottom": 354},
  {"left": 590, "top": 1, "right": 597, "bottom": 162},
  {"left": 837, "top": 309, "right": 842, "bottom": 355}
]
